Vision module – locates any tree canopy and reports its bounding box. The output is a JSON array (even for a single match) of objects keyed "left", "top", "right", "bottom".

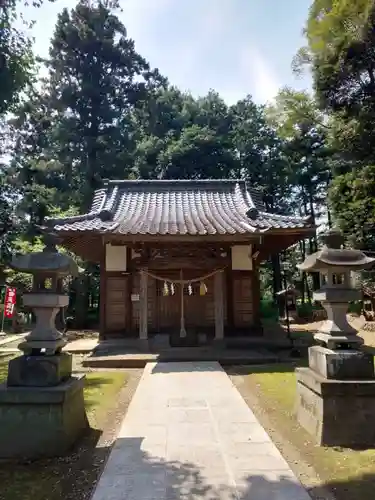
[
  {"left": 296, "top": 0, "right": 375, "bottom": 249},
  {"left": 1, "top": 0, "right": 374, "bottom": 326}
]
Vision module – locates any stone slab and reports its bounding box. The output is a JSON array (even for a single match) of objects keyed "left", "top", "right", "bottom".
[
  {"left": 308, "top": 345, "right": 374, "bottom": 380},
  {"left": 91, "top": 361, "right": 310, "bottom": 500},
  {"left": 63, "top": 338, "right": 99, "bottom": 353},
  {"left": 296, "top": 366, "right": 375, "bottom": 396},
  {"left": 314, "top": 332, "right": 363, "bottom": 349},
  {"left": 296, "top": 367, "right": 375, "bottom": 447},
  {"left": 0, "top": 375, "right": 88, "bottom": 458}
]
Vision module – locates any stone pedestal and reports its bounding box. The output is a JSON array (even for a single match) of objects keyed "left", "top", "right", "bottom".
[
  {"left": 7, "top": 353, "right": 73, "bottom": 387},
  {"left": 20, "top": 293, "right": 69, "bottom": 354},
  {"left": 314, "top": 288, "right": 359, "bottom": 334},
  {"left": 295, "top": 229, "right": 375, "bottom": 447},
  {"left": 308, "top": 345, "right": 374, "bottom": 380},
  {"left": 296, "top": 367, "right": 375, "bottom": 447},
  {"left": 0, "top": 375, "right": 89, "bottom": 459}
]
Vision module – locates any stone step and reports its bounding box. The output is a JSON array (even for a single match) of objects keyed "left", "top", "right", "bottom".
[{"left": 82, "top": 349, "right": 280, "bottom": 369}]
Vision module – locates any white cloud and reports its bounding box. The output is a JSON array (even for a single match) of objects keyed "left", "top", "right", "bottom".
[
  {"left": 239, "top": 47, "right": 280, "bottom": 104},
  {"left": 17, "top": 0, "right": 282, "bottom": 105}
]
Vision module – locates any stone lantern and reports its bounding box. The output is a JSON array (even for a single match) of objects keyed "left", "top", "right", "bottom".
[
  {"left": 0, "top": 235, "right": 88, "bottom": 459},
  {"left": 295, "top": 230, "right": 375, "bottom": 447},
  {"left": 298, "top": 230, "right": 374, "bottom": 352}
]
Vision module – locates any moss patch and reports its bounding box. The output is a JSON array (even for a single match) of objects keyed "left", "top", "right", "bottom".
[
  {"left": 0, "top": 356, "right": 128, "bottom": 500},
  {"left": 234, "top": 364, "right": 375, "bottom": 500}
]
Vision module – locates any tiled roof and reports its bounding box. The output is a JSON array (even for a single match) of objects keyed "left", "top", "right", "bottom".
[{"left": 47, "top": 179, "right": 313, "bottom": 236}]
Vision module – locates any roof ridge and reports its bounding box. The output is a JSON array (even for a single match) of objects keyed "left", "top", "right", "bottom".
[
  {"left": 258, "top": 211, "right": 313, "bottom": 222},
  {"left": 104, "top": 178, "right": 246, "bottom": 185}
]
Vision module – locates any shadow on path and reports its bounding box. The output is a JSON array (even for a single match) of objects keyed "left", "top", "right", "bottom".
[{"left": 93, "top": 435, "right": 374, "bottom": 500}]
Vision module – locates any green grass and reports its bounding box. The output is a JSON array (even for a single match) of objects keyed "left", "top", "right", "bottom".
[
  {"left": 0, "top": 354, "right": 12, "bottom": 381},
  {"left": 0, "top": 356, "right": 128, "bottom": 500},
  {"left": 241, "top": 364, "right": 375, "bottom": 500}
]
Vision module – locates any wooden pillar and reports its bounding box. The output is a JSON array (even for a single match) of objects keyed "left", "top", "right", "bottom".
[
  {"left": 251, "top": 265, "right": 262, "bottom": 334},
  {"left": 126, "top": 248, "right": 133, "bottom": 334},
  {"left": 139, "top": 269, "right": 148, "bottom": 341},
  {"left": 99, "top": 246, "right": 107, "bottom": 340},
  {"left": 225, "top": 264, "right": 234, "bottom": 330},
  {"left": 214, "top": 270, "right": 224, "bottom": 341}
]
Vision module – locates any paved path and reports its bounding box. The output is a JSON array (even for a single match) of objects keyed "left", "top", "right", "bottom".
[
  {"left": 92, "top": 362, "right": 311, "bottom": 500},
  {"left": 0, "top": 333, "right": 27, "bottom": 347}
]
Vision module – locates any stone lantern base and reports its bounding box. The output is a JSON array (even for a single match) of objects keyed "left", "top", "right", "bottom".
[
  {"left": 296, "top": 348, "right": 375, "bottom": 447},
  {"left": 7, "top": 352, "right": 73, "bottom": 387},
  {"left": 0, "top": 375, "right": 88, "bottom": 459},
  {"left": 308, "top": 345, "right": 374, "bottom": 380}
]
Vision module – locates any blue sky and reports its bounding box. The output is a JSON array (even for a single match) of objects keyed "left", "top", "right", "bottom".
[{"left": 21, "top": 0, "right": 312, "bottom": 104}]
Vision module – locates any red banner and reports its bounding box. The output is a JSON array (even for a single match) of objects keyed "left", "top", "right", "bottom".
[{"left": 4, "top": 287, "right": 16, "bottom": 318}]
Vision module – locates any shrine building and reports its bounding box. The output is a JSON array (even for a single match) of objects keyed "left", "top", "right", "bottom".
[{"left": 47, "top": 179, "right": 314, "bottom": 345}]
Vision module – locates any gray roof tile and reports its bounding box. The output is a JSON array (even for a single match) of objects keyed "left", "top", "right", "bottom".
[{"left": 47, "top": 179, "right": 312, "bottom": 236}]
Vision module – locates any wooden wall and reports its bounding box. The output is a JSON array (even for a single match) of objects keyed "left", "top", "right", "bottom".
[
  {"left": 232, "top": 271, "right": 254, "bottom": 328},
  {"left": 105, "top": 275, "right": 129, "bottom": 333},
  {"left": 130, "top": 270, "right": 225, "bottom": 333},
  {"left": 102, "top": 268, "right": 259, "bottom": 336},
  {"left": 130, "top": 272, "right": 157, "bottom": 332}
]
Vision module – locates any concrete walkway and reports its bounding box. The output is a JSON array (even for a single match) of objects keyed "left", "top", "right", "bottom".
[{"left": 92, "top": 362, "right": 311, "bottom": 500}]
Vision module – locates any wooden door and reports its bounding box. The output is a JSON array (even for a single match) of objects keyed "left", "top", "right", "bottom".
[
  {"left": 106, "top": 276, "right": 128, "bottom": 332},
  {"left": 155, "top": 272, "right": 217, "bottom": 331},
  {"left": 156, "top": 272, "right": 180, "bottom": 332},
  {"left": 232, "top": 272, "right": 254, "bottom": 327},
  {"left": 184, "top": 280, "right": 212, "bottom": 328}
]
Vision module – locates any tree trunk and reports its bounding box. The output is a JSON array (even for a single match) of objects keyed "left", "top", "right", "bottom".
[
  {"left": 299, "top": 240, "right": 306, "bottom": 303},
  {"left": 271, "top": 254, "right": 282, "bottom": 300},
  {"left": 11, "top": 306, "right": 21, "bottom": 333},
  {"left": 301, "top": 239, "right": 312, "bottom": 305},
  {"left": 73, "top": 275, "right": 90, "bottom": 329},
  {"left": 327, "top": 207, "right": 332, "bottom": 229},
  {"left": 307, "top": 190, "right": 321, "bottom": 290}
]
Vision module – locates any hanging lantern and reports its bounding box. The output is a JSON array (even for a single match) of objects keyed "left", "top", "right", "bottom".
[
  {"left": 199, "top": 282, "right": 207, "bottom": 296},
  {"left": 163, "top": 281, "right": 169, "bottom": 296},
  {"left": 171, "top": 282, "right": 175, "bottom": 295},
  {"left": 188, "top": 284, "right": 193, "bottom": 296}
]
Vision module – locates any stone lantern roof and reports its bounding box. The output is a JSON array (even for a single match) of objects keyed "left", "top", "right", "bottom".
[
  {"left": 10, "top": 235, "right": 79, "bottom": 278},
  {"left": 297, "top": 230, "right": 375, "bottom": 272}
]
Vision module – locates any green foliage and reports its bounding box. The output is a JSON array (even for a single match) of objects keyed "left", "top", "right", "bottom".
[
  {"left": 0, "top": 0, "right": 347, "bottom": 321},
  {"left": 329, "top": 165, "right": 375, "bottom": 249},
  {"left": 266, "top": 88, "right": 331, "bottom": 218},
  {"left": 260, "top": 299, "right": 279, "bottom": 320},
  {"left": 348, "top": 301, "right": 363, "bottom": 315},
  {"left": 11, "top": 0, "right": 166, "bottom": 223},
  {"left": 296, "top": 302, "right": 313, "bottom": 320},
  {"left": 0, "top": 0, "right": 58, "bottom": 262},
  {"left": 296, "top": 0, "right": 375, "bottom": 253},
  {"left": 0, "top": 0, "right": 35, "bottom": 115}
]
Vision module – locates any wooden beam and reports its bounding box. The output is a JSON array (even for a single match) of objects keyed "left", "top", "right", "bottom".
[
  {"left": 101, "top": 233, "right": 263, "bottom": 244},
  {"left": 139, "top": 270, "right": 148, "bottom": 341},
  {"left": 257, "top": 233, "right": 311, "bottom": 261},
  {"left": 214, "top": 270, "right": 224, "bottom": 341}
]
